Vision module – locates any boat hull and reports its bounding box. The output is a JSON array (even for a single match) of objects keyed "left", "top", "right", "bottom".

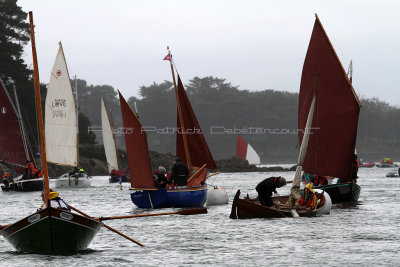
[
  {"left": 314, "top": 183, "right": 360, "bottom": 203},
  {"left": 130, "top": 185, "right": 207, "bottom": 208},
  {"left": 376, "top": 163, "right": 398, "bottom": 168},
  {"left": 1, "top": 207, "right": 101, "bottom": 255},
  {"left": 53, "top": 173, "right": 91, "bottom": 188},
  {"left": 386, "top": 171, "right": 399, "bottom": 178},
  {"left": 1, "top": 178, "right": 44, "bottom": 192},
  {"left": 230, "top": 190, "right": 327, "bottom": 219},
  {"left": 109, "top": 176, "right": 130, "bottom": 183},
  {"left": 359, "top": 162, "right": 375, "bottom": 168}
]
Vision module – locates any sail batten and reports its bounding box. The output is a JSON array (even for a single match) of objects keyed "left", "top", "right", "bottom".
[
  {"left": 101, "top": 96, "right": 119, "bottom": 173},
  {"left": 176, "top": 76, "right": 217, "bottom": 169},
  {"left": 298, "top": 17, "right": 360, "bottom": 182},
  {"left": 119, "top": 92, "right": 154, "bottom": 188},
  {"left": 45, "top": 43, "right": 77, "bottom": 167},
  {"left": 0, "top": 79, "right": 28, "bottom": 171}
]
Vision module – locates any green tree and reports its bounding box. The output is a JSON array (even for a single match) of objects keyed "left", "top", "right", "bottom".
[
  {"left": 78, "top": 112, "right": 97, "bottom": 145},
  {"left": 0, "top": 0, "right": 31, "bottom": 86}
]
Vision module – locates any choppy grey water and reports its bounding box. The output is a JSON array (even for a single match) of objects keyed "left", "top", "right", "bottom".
[{"left": 1, "top": 167, "right": 399, "bottom": 266}]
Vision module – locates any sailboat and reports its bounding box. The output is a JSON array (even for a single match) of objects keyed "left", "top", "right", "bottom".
[
  {"left": 0, "top": 78, "right": 44, "bottom": 192},
  {"left": 45, "top": 42, "right": 90, "bottom": 188},
  {"left": 297, "top": 15, "right": 361, "bottom": 204},
  {"left": 236, "top": 135, "right": 261, "bottom": 165},
  {"left": 100, "top": 96, "right": 129, "bottom": 183},
  {"left": 1, "top": 12, "right": 101, "bottom": 254},
  {"left": 120, "top": 89, "right": 208, "bottom": 208}
]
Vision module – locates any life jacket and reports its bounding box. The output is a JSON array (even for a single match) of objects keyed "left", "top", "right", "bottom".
[
  {"left": 300, "top": 192, "right": 315, "bottom": 208},
  {"left": 34, "top": 169, "right": 43, "bottom": 178},
  {"left": 2, "top": 174, "right": 11, "bottom": 179},
  {"left": 314, "top": 175, "right": 327, "bottom": 186}
]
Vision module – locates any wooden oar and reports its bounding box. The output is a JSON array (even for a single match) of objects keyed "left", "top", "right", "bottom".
[
  {"left": 96, "top": 208, "right": 207, "bottom": 222},
  {"left": 206, "top": 172, "right": 220, "bottom": 179},
  {"left": 69, "top": 205, "right": 144, "bottom": 247}
]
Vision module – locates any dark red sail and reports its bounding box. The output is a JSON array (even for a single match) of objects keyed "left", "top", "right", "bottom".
[
  {"left": 0, "top": 79, "right": 28, "bottom": 171},
  {"left": 236, "top": 135, "right": 248, "bottom": 159},
  {"left": 119, "top": 92, "right": 154, "bottom": 188},
  {"left": 298, "top": 16, "right": 361, "bottom": 183},
  {"left": 176, "top": 76, "right": 217, "bottom": 169}
]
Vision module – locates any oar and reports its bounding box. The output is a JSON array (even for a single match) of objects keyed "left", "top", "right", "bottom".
[
  {"left": 206, "top": 172, "right": 220, "bottom": 179},
  {"left": 69, "top": 205, "right": 145, "bottom": 247},
  {"left": 96, "top": 208, "right": 207, "bottom": 221}
]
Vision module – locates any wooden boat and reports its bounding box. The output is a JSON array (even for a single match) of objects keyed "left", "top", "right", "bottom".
[
  {"left": 358, "top": 160, "right": 375, "bottom": 168},
  {"left": 236, "top": 135, "right": 260, "bottom": 165},
  {"left": 45, "top": 42, "right": 90, "bottom": 188},
  {"left": 126, "top": 49, "right": 219, "bottom": 208},
  {"left": 230, "top": 189, "right": 327, "bottom": 219},
  {"left": 1, "top": 12, "right": 101, "bottom": 254},
  {"left": 297, "top": 15, "right": 361, "bottom": 204},
  {"left": 0, "top": 77, "right": 44, "bottom": 192},
  {"left": 100, "top": 96, "right": 130, "bottom": 183},
  {"left": 120, "top": 92, "right": 208, "bottom": 208}
]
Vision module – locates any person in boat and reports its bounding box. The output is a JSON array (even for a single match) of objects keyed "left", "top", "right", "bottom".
[
  {"left": 351, "top": 154, "right": 358, "bottom": 182},
  {"left": 22, "top": 160, "right": 35, "bottom": 180},
  {"left": 110, "top": 168, "right": 120, "bottom": 179},
  {"left": 2, "top": 173, "right": 13, "bottom": 187},
  {"left": 69, "top": 167, "right": 80, "bottom": 177},
  {"left": 79, "top": 168, "right": 85, "bottom": 177},
  {"left": 39, "top": 189, "right": 71, "bottom": 211},
  {"left": 153, "top": 166, "right": 169, "bottom": 188},
  {"left": 171, "top": 157, "right": 189, "bottom": 187},
  {"left": 310, "top": 174, "right": 329, "bottom": 186},
  {"left": 255, "top": 176, "right": 287, "bottom": 207},
  {"left": 295, "top": 183, "right": 318, "bottom": 212}
]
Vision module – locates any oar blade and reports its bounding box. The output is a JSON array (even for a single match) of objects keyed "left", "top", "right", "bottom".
[{"left": 179, "top": 208, "right": 208, "bottom": 215}]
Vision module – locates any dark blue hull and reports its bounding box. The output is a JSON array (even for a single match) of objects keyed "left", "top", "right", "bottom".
[
  {"left": 130, "top": 185, "right": 207, "bottom": 208},
  {"left": 315, "top": 183, "right": 360, "bottom": 203},
  {"left": 1, "top": 178, "right": 44, "bottom": 192}
]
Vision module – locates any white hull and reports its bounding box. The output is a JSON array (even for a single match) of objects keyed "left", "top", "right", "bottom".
[
  {"left": 315, "top": 189, "right": 331, "bottom": 215},
  {"left": 53, "top": 173, "right": 91, "bottom": 188},
  {"left": 206, "top": 186, "right": 229, "bottom": 206}
]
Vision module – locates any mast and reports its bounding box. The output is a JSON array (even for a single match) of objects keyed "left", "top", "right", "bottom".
[
  {"left": 166, "top": 48, "right": 193, "bottom": 174},
  {"left": 29, "top": 11, "right": 50, "bottom": 203},
  {"left": 75, "top": 75, "right": 79, "bottom": 166},
  {"left": 12, "top": 84, "right": 31, "bottom": 163},
  {"left": 347, "top": 60, "right": 353, "bottom": 83}
]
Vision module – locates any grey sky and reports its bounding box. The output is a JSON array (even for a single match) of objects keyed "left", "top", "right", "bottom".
[{"left": 19, "top": 0, "right": 400, "bottom": 106}]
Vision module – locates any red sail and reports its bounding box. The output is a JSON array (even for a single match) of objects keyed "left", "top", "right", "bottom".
[
  {"left": 187, "top": 167, "right": 207, "bottom": 187},
  {"left": 176, "top": 76, "right": 217, "bottom": 169},
  {"left": 236, "top": 135, "right": 248, "bottom": 159},
  {"left": 119, "top": 92, "right": 154, "bottom": 188},
  {"left": 298, "top": 16, "right": 360, "bottom": 183},
  {"left": 0, "top": 80, "right": 28, "bottom": 171}
]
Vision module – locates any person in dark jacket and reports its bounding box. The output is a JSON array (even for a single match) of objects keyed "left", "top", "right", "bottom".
[
  {"left": 171, "top": 157, "right": 189, "bottom": 187},
  {"left": 153, "top": 166, "right": 169, "bottom": 188},
  {"left": 256, "top": 176, "right": 287, "bottom": 207}
]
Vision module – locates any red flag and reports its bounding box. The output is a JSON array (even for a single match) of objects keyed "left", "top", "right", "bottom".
[{"left": 163, "top": 54, "right": 171, "bottom": 61}]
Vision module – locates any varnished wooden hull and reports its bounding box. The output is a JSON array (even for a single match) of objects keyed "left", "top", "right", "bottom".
[
  {"left": 1, "top": 207, "right": 101, "bottom": 255},
  {"left": 230, "top": 190, "right": 325, "bottom": 219}
]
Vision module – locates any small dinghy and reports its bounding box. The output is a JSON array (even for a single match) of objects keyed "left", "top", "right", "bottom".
[{"left": 53, "top": 173, "right": 91, "bottom": 188}]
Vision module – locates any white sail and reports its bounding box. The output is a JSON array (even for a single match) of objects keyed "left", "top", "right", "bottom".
[
  {"left": 246, "top": 143, "right": 260, "bottom": 165},
  {"left": 101, "top": 96, "right": 119, "bottom": 173},
  {"left": 45, "top": 43, "right": 77, "bottom": 166}
]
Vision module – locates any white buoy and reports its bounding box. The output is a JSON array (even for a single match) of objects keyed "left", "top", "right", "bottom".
[
  {"left": 206, "top": 186, "right": 229, "bottom": 206},
  {"left": 314, "top": 189, "right": 332, "bottom": 215}
]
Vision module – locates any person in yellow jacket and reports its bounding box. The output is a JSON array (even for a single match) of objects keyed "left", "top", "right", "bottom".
[
  {"left": 295, "top": 183, "right": 318, "bottom": 212},
  {"left": 40, "top": 190, "right": 71, "bottom": 211}
]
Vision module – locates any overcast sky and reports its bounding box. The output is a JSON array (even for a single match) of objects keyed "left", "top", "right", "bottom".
[{"left": 19, "top": 0, "right": 400, "bottom": 106}]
